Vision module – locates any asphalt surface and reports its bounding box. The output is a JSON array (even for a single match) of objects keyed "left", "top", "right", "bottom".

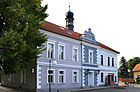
[{"left": 82, "top": 87, "right": 140, "bottom": 92}]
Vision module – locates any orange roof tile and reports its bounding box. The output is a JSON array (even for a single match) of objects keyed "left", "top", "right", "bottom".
[
  {"left": 133, "top": 64, "right": 140, "bottom": 72},
  {"left": 41, "top": 21, "right": 119, "bottom": 54}
]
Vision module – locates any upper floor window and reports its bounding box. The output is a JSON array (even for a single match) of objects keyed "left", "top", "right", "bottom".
[
  {"left": 89, "top": 50, "right": 93, "bottom": 63},
  {"left": 72, "top": 71, "right": 78, "bottom": 83},
  {"left": 108, "top": 57, "right": 110, "bottom": 66},
  {"left": 112, "top": 58, "right": 114, "bottom": 67},
  {"left": 101, "top": 55, "right": 103, "bottom": 65},
  {"left": 47, "top": 42, "right": 55, "bottom": 58},
  {"left": 72, "top": 47, "right": 78, "bottom": 62},
  {"left": 58, "top": 45, "right": 65, "bottom": 60}
]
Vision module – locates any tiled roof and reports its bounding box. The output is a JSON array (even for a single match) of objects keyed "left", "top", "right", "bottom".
[
  {"left": 41, "top": 21, "right": 119, "bottom": 54},
  {"left": 41, "top": 21, "right": 82, "bottom": 40},
  {"left": 98, "top": 42, "right": 120, "bottom": 54},
  {"left": 133, "top": 64, "right": 140, "bottom": 72}
]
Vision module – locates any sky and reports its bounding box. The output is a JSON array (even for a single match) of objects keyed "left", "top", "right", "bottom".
[{"left": 42, "top": 0, "right": 140, "bottom": 62}]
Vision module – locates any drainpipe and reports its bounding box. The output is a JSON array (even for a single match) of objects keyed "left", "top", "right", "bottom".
[{"left": 81, "top": 42, "right": 83, "bottom": 88}]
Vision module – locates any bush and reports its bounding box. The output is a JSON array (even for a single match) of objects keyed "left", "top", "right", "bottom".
[{"left": 136, "top": 77, "right": 140, "bottom": 84}]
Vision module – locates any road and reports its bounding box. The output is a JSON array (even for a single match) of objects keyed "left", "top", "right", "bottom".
[{"left": 82, "top": 87, "right": 140, "bottom": 92}]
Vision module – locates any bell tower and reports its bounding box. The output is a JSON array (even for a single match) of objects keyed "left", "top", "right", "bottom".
[{"left": 65, "top": 6, "right": 74, "bottom": 32}]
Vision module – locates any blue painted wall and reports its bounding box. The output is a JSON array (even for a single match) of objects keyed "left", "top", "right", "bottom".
[{"left": 83, "top": 45, "right": 97, "bottom": 64}]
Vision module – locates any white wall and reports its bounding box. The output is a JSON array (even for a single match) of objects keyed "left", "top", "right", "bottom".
[{"left": 97, "top": 47, "right": 118, "bottom": 85}]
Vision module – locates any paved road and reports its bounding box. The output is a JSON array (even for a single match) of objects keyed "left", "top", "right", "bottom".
[{"left": 83, "top": 87, "right": 140, "bottom": 92}]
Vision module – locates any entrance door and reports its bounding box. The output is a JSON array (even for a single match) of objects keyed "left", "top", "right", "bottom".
[{"left": 88, "top": 71, "right": 94, "bottom": 87}]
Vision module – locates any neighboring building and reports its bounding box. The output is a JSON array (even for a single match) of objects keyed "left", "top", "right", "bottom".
[
  {"left": 1, "top": 7, "right": 119, "bottom": 92},
  {"left": 97, "top": 43, "right": 119, "bottom": 86},
  {"left": 133, "top": 64, "right": 140, "bottom": 79}
]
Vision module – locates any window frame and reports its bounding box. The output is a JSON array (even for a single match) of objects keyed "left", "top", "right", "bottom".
[
  {"left": 47, "top": 69, "right": 55, "bottom": 84},
  {"left": 58, "top": 43, "right": 65, "bottom": 60},
  {"left": 101, "top": 55, "right": 103, "bottom": 65},
  {"left": 72, "top": 47, "right": 78, "bottom": 62},
  {"left": 58, "top": 70, "right": 66, "bottom": 83},
  {"left": 101, "top": 73, "right": 103, "bottom": 82},
  {"left": 89, "top": 50, "right": 93, "bottom": 63},
  {"left": 72, "top": 70, "right": 79, "bottom": 83},
  {"left": 47, "top": 41, "right": 55, "bottom": 59},
  {"left": 108, "top": 57, "right": 110, "bottom": 66},
  {"left": 112, "top": 58, "right": 114, "bottom": 67}
]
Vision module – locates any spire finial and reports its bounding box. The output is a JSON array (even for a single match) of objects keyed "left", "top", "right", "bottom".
[{"left": 69, "top": 5, "right": 70, "bottom": 11}]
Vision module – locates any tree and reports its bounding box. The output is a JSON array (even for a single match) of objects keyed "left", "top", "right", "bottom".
[
  {"left": 119, "top": 57, "right": 128, "bottom": 78},
  {"left": 128, "top": 57, "right": 140, "bottom": 76},
  {"left": 0, "top": 0, "right": 48, "bottom": 74}
]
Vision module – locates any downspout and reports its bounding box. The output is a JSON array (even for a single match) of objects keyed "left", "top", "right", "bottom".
[{"left": 81, "top": 42, "right": 83, "bottom": 88}]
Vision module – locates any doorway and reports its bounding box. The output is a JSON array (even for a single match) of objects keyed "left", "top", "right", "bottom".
[{"left": 88, "top": 71, "right": 94, "bottom": 87}]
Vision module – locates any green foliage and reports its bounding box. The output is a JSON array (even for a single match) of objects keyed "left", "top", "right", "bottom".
[
  {"left": 0, "top": 0, "right": 48, "bottom": 74},
  {"left": 119, "top": 56, "right": 128, "bottom": 78},
  {"left": 136, "top": 78, "right": 140, "bottom": 84},
  {"left": 128, "top": 57, "right": 140, "bottom": 76}
]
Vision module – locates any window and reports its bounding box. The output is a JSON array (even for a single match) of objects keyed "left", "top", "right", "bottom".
[
  {"left": 112, "top": 58, "right": 114, "bottom": 67},
  {"left": 47, "top": 70, "right": 54, "bottom": 83},
  {"left": 101, "top": 73, "right": 103, "bottom": 82},
  {"left": 72, "top": 71, "right": 78, "bottom": 83},
  {"left": 73, "top": 48, "right": 78, "bottom": 62},
  {"left": 89, "top": 35, "right": 92, "bottom": 40},
  {"left": 47, "top": 43, "right": 55, "bottom": 58},
  {"left": 21, "top": 70, "right": 26, "bottom": 84},
  {"left": 89, "top": 50, "right": 93, "bottom": 63},
  {"left": 115, "top": 76, "right": 116, "bottom": 82},
  {"left": 58, "top": 70, "right": 65, "bottom": 83},
  {"left": 58, "top": 45, "right": 65, "bottom": 60},
  {"left": 108, "top": 57, "right": 110, "bottom": 66},
  {"left": 101, "top": 55, "right": 103, "bottom": 65}
]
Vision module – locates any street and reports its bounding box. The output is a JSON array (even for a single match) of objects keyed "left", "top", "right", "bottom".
[{"left": 81, "top": 87, "right": 140, "bottom": 92}]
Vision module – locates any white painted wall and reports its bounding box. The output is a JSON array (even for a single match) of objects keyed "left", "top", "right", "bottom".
[{"left": 97, "top": 47, "right": 118, "bottom": 85}]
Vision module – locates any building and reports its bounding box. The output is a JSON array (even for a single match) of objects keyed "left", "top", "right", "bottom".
[
  {"left": 1, "top": 7, "right": 119, "bottom": 92},
  {"left": 97, "top": 42, "right": 119, "bottom": 85},
  {"left": 133, "top": 64, "right": 140, "bottom": 79}
]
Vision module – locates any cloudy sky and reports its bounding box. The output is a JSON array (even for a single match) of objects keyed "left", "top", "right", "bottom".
[{"left": 42, "top": 0, "right": 140, "bottom": 61}]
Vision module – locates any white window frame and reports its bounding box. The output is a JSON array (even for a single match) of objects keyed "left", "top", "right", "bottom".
[
  {"left": 58, "top": 69, "right": 66, "bottom": 83},
  {"left": 47, "top": 69, "right": 55, "bottom": 84},
  {"left": 89, "top": 50, "right": 93, "bottom": 63},
  {"left": 58, "top": 43, "right": 65, "bottom": 60},
  {"left": 72, "top": 46, "right": 79, "bottom": 62},
  {"left": 72, "top": 70, "right": 79, "bottom": 83},
  {"left": 47, "top": 41, "right": 55, "bottom": 59}
]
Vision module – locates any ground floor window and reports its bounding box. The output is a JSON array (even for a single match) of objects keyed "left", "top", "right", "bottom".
[
  {"left": 58, "top": 70, "right": 65, "bottom": 83},
  {"left": 72, "top": 71, "right": 78, "bottom": 83},
  {"left": 47, "top": 69, "right": 54, "bottom": 83},
  {"left": 101, "top": 73, "right": 103, "bottom": 82}
]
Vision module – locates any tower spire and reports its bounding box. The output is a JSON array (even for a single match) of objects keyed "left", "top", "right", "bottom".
[
  {"left": 65, "top": 5, "right": 74, "bottom": 32},
  {"left": 69, "top": 5, "right": 70, "bottom": 11}
]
